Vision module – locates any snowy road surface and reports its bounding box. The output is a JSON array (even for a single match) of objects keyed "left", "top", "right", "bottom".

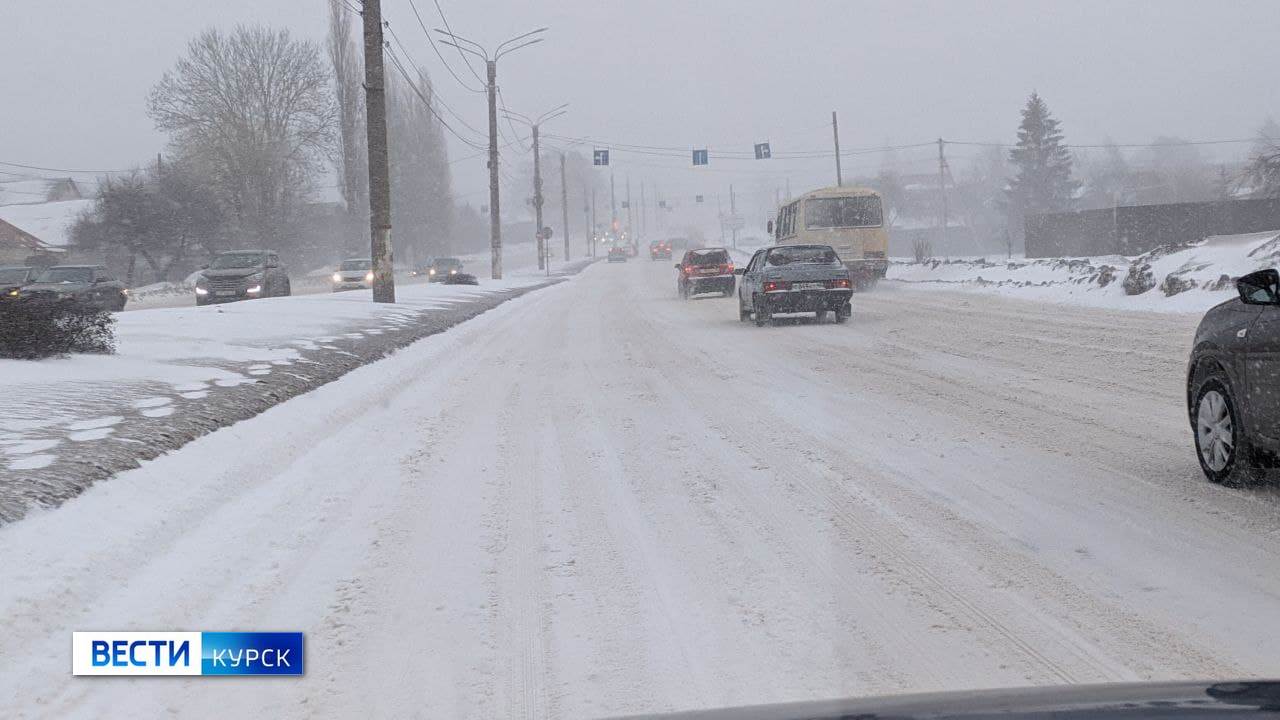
[{"left": 5, "top": 258, "right": 1280, "bottom": 718}]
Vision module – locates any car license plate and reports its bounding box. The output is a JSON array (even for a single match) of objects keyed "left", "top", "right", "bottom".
[
  {"left": 794, "top": 282, "right": 824, "bottom": 290},
  {"left": 216, "top": 290, "right": 236, "bottom": 297}
]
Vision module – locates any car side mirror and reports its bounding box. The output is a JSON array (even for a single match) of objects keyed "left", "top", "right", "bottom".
[
  {"left": 767, "top": 220, "right": 774, "bottom": 234},
  {"left": 1237, "top": 269, "right": 1280, "bottom": 305},
  {"left": 201, "top": 264, "right": 209, "bottom": 270},
  {"left": 674, "top": 263, "right": 682, "bottom": 269}
]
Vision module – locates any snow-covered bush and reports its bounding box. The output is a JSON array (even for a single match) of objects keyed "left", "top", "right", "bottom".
[{"left": 0, "top": 300, "right": 116, "bottom": 360}]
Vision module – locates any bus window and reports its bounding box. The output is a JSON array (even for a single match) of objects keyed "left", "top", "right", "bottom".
[{"left": 804, "top": 196, "right": 883, "bottom": 229}]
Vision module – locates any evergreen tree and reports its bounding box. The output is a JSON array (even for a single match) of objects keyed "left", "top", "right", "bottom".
[{"left": 1006, "top": 92, "right": 1078, "bottom": 225}]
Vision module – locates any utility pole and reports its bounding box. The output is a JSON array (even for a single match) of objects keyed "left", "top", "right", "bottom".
[
  {"left": 486, "top": 61, "right": 501, "bottom": 279},
  {"left": 610, "top": 171, "right": 617, "bottom": 236},
  {"left": 730, "top": 183, "right": 737, "bottom": 249},
  {"left": 501, "top": 103, "right": 567, "bottom": 271},
  {"left": 362, "top": 0, "right": 395, "bottom": 302},
  {"left": 717, "top": 194, "right": 725, "bottom": 245},
  {"left": 560, "top": 153, "right": 569, "bottom": 263},
  {"left": 591, "top": 188, "right": 597, "bottom": 257},
  {"left": 937, "top": 138, "right": 948, "bottom": 246},
  {"left": 533, "top": 123, "right": 545, "bottom": 270},
  {"left": 832, "top": 110, "right": 843, "bottom": 187},
  {"left": 583, "top": 188, "right": 591, "bottom": 258},
  {"left": 641, "top": 182, "right": 647, "bottom": 241},
  {"left": 626, "top": 176, "right": 633, "bottom": 248},
  {"left": 156, "top": 153, "right": 163, "bottom": 174},
  {"left": 436, "top": 27, "right": 548, "bottom": 280}
]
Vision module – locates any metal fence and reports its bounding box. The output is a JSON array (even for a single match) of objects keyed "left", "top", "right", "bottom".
[{"left": 1025, "top": 197, "right": 1280, "bottom": 258}]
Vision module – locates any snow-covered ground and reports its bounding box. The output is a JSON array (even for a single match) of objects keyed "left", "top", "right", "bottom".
[
  {"left": 0, "top": 273, "right": 549, "bottom": 477},
  {"left": 5, "top": 260, "right": 1280, "bottom": 718},
  {"left": 890, "top": 230, "right": 1280, "bottom": 313}
]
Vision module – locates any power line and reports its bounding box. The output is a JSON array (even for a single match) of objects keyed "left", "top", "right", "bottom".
[
  {"left": 384, "top": 26, "right": 488, "bottom": 142},
  {"left": 383, "top": 45, "right": 486, "bottom": 151},
  {"left": 431, "top": 0, "right": 485, "bottom": 86},
  {"left": 404, "top": 0, "right": 484, "bottom": 93},
  {"left": 496, "top": 87, "right": 530, "bottom": 152},
  {"left": 0, "top": 159, "right": 131, "bottom": 174}
]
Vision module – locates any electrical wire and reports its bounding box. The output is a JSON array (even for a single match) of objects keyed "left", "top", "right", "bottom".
[
  {"left": 431, "top": 0, "right": 486, "bottom": 86},
  {"left": 383, "top": 45, "right": 486, "bottom": 151},
  {"left": 384, "top": 27, "right": 489, "bottom": 143},
  {"left": 404, "top": 0, "right": 485, "bottom": 93}
]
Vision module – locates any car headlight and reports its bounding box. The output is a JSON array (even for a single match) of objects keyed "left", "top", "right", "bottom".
[
  {"left": 450, "top": 269, "right": 457, "bottom": 274},
  {"left": 428, "top": 268, "right": 436, "bottom": 275},
  {"left": 365, "top": 272, "right": 374, "bottom": 282},
  {"left": 332, "top": 272, "right": 342, "bottom": 283},
  {"left": 195, "top": 287, "right": 208, "bottom": 295},
  {"left": 246, "top": 285, "right": 262, "bottom": 294},
  {"left": 6, "top": 289, "right": 18, "bottom": 297}
]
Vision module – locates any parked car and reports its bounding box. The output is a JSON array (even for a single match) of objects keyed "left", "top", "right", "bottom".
[
  {"left": 1187, "top": 267, "right": 1280, "bottom": 485},
  {"left": 194, "top": 250, "right": 290, "bottom": 306},
  {"left": 737, "top": 244, "right": 852, "bottom": 326},
  {"left": 675, "top": 248, "right": 735, "bottom": 298},
  {"left": 331, "top": 258, "right": 374, "bottom": 291},
  {"left": 0, "top": 266, "right": 36, "bottom": 301},
  {"left": 607, "top": 246, "right": 628, "bottom": 263},
  {"left": 425, "top": 257, "right": 463, "bottom": 282},
  {"left": 13, "top": 265, "right": 128, "bottom": 311},
  {"left": 649, "top": 239, "right": 672, "bottom": 260}
]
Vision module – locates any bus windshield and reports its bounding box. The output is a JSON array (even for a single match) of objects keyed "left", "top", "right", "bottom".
[{"left": 804, "top": 196, "right": 884, "bottom": 229}]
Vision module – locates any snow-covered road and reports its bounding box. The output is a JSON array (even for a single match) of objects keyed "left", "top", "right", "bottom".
[{"left": 5, "top": 258, "right": 1280, "bottom": 718}]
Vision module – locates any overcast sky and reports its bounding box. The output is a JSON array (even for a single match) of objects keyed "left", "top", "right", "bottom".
[{"left": 4, "top": 0, "right": 1280, "bottom": 230}]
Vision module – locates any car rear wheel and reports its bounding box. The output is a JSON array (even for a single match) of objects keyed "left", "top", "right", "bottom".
[
  {"left": 1194, "top": 377, "right": 1260, "bottom": 486},
  {"left": 814, "top": 310, "right": 828, "bottom": 323},
  {"left": 835, "top": 302, "right": 851, "bottom": 324},
  {"left": 753, "top": 296, "right": 771, "bottom": 327},
  {"left": 738, "top": 296, "right": 751, "bottom": 322}
]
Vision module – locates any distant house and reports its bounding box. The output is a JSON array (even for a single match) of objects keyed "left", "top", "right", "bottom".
[
  {"left": 44, "top": 178, "right": 84, "bottom": 202},
  {"left": 0, "top": 217, "right": 56, "bottom": 264}
]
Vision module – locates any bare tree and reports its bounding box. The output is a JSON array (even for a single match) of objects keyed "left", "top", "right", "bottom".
[
  {"left": 328, "top": 0, "right": 366, "bottom": 221},
  {"left": 148, "top": 25, "right": 335, "bottom": 249}
]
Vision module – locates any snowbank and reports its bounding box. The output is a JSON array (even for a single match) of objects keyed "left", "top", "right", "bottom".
[{"left": 889, "top": 230, "right": 1280, "bottom": 313}]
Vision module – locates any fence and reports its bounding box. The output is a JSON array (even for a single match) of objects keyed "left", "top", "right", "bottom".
[{"left": 1025, "top": 197, "right": 1280, "bottom": 258}]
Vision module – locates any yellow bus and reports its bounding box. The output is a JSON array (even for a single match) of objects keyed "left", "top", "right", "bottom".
[{"left": 768, "top": 186, "right": 888, "bottom": 289}]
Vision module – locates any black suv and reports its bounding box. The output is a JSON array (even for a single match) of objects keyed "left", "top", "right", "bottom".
[
  {"left": 195, "top": 250, "right": 291, "bottom": 305},
  {"left": 16, "top": 265, "right": 128, "bottom": 311},
  {"left": 1187, "top": 268, "right": 1280, "bottom": 485}
]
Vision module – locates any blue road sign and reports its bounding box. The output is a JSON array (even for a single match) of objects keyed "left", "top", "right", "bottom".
[
  {"left": 754, "top": 142, "right": 772, "bottom": 159},
  {"left": 593, "top": 149, "right": 610, "bottom": 166},
  {"left": 692, "top": 149, "right": 708, "bottom": 166}
]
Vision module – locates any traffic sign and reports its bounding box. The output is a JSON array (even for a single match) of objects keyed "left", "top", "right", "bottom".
[
  {"left": 754, "top": 142, "right": 772, "bottom": 159},
  {"left": 695, "top": 195, "right": 704, "bottom": 203},
  {"left": 692, "top": 149, "right": 708, "bottom": 166},
  {"left": 593, "top": 149, "right": 610, "bottom": 166},
  {"left": 724, "top": 214, "right": 745, "bottom": 230}
]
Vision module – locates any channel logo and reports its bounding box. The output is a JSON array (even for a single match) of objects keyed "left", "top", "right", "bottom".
[{"left": 72, "top": 632, "right": 304, "bottom": 676}]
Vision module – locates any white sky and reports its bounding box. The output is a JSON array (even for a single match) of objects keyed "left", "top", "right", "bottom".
[{"left": 4, "top": 0, "right": 1279, "bottom": 230}]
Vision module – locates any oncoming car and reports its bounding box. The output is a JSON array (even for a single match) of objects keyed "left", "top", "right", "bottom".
[
  {"left": 13, "top": 265, "right": 128, "bottom": 311},
  {"left": 0, "top": 266, "right": 36, "bottom": 301},
  {"left": 331, "top": 258, "right": 373, "bottom": 291},
  {"left": 1187, "top": 268, "right": 1280, "bottom": 486},
  {"left": 194, "top": 250, "right": 290, "bottom": 305},
  {"left": 426, "top": 257, "right": 463, "bottom": 282},
  {"left": 737, "top": 244, "right": 852, "bottom": 326}
]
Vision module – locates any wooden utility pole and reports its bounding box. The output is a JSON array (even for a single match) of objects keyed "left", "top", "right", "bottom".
[
  {"left": 560, "top": 153, "right": 569, "bottom": 263},
  {"left": 832, "top": 110, "right": 843, "bottom": 187},
  {"left": 730, "top": 183, "right": 738, "bottom": 249},
  {"left": 937, "top": 138, "right": 948, "bottom": 245},
  {"left": 640, "top": 182, "right": 647, "bottom": 241},
  {"left": 583, "top": 187, "right": 591, "bottom": 258},
  {"left": 533, "top": 123, "right": 545, "bottom": 270},
  {"left": 362, "top": 0, "right": 395, "bottom": 302},
  {"left": 591, "top": 188, "right": 597, "bottom": 256},
  {"left": 486, "top": 60, "right": 502, "bottom": 279}
]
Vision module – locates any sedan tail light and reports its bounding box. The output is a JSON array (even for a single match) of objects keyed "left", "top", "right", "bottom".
[
  {"left": 720, "top": 263, "right": 734, "bottom": 274},
  {"left": 828, "top": 278, "right": 852, "bottom": 289},
  {"left": 763, "top": 281, "right": 791, "bottom": 292}
]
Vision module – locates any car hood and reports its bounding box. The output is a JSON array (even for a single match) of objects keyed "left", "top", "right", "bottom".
[
  {"left": 20, "top": 282, "right": 91, "bottom": 294},
  {"left": 202, "top": 268, "right": 263, "bottom": 280},
  {"left": 608, "top": 681, "right": 1280, "bottom": 720},
  {"left": 761, "top": 264, "right": 850, "bottom": 282}
]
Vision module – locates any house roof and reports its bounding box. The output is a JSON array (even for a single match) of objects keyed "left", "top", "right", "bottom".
[{"left": 0, "top": 199, "right": 94, "bottom": 248}]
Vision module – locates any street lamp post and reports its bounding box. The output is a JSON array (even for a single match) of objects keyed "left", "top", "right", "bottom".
[
  {"left": 437, "top": 27, "right": 548, "bottom": 280},
  {"left": 502, "top": 104, "right": 568, "bottom": 271}
]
